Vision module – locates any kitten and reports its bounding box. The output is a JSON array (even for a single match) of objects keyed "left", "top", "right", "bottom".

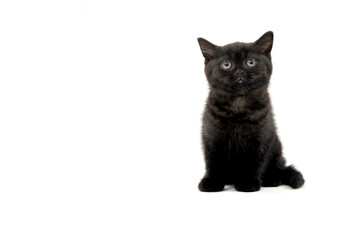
[{"left": 198, "top": 31, "right": 304, "bottom": 192}]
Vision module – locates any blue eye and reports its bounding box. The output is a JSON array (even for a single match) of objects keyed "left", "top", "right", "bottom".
[
  {"left": 246, "top": 59, "right": 256, "bottom": 67},
  {"left": 221, "top": 60, "right": 232, "bottom": 69}
]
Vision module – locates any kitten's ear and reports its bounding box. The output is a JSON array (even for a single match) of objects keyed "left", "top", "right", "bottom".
[
  {"left": 253, "top": 31, "right": 273, "bottom": 56},
  {"left": 197, "top": 38, "right": 218, "bottom": 62}
]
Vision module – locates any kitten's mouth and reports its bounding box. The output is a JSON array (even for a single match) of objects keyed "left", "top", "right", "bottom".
[{"left": 236, "top": 78, "right": 247, "bottom": 84}]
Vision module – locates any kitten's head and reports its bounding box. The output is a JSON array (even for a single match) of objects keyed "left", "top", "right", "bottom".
[{"left": 198, "top": 31, "right": 273, "bottom": 95}]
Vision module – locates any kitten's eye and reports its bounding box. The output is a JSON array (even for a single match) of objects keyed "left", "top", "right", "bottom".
[
  {"left": 221, "top": 60, "right": 232, "bottom": 70},
  {"left": 246, "top": 59, "right": 256, "bottom": 67}
]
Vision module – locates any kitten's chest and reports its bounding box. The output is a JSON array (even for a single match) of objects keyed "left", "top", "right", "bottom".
[
  {"left": 206, "top": 103, "right": 263, "bottom": 140},
  {"left": 205, "top": 95, "right": 268, "bottom": 148},
  {"left": 226, "top": 109, "right": 265, "bottom": 151},
  {"left": 231, "top": 96, "right": 247, "bottom": 114},
  {"left": 227, "top": 122, "right": 260, "bottom": 146},
  {"left": 221, "top": 126, "right": 260, "bottom": 157}
]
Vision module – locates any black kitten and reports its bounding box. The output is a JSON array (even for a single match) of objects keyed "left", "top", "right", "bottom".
[{"left": 198, "top": 31, "right": 304, "bottom": 192}]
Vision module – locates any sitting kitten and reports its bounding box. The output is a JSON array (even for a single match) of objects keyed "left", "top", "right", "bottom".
[{"left": 198, "top": 31, "right": 304, "bottom": 192}]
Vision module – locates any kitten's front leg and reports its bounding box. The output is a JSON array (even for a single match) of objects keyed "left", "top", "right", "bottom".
[
  {"left": 198, "top": 143, "right": 226, "bottom": 192},
  {"left": 234, "top": 155, "right": 263, "bottom": 192}
]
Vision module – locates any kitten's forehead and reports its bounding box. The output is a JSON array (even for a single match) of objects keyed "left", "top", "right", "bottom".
[{"left": 222, "top": 42, "right": 252, "bottom": 59}]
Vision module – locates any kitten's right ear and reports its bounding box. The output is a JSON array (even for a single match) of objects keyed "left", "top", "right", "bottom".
[{"left": 197, "top": 38, "right": 218, "bottom": 62}]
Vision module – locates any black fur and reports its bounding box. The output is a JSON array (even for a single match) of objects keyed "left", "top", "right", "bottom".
[{"left": 198, "top": 31, "right": 304, "bottom": 192}]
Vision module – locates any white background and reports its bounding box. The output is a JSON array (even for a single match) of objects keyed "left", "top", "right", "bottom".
[{"left": 1, "top": 0, "right": 360, "bottom": 239}]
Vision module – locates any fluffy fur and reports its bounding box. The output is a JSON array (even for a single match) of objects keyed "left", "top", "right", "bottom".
[{"left": 198, "top": 31, "right": 304, "bottom": 192}]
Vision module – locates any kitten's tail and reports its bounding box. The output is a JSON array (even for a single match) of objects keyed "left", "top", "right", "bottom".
[{"left": 280, "top": 165, "right": 305, "bottom": 189}]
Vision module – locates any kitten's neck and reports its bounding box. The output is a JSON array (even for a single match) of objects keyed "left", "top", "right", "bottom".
[{"left": 208, "top": 87, "right": 270, "bottom": 110}]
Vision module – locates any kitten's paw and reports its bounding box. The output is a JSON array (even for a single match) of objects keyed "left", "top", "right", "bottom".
[
  {"left": 281, "top": 166, "right": 305, "bottom": 189},
  {"left": 288, "top": 172, "right": 305, "bottom": 189},
  {"left": 235, "top": 179, "right": 261, "bottom": 192},
  {"left": 262, "top": 176, "right": 281, "bottom": 187},
  {"left": 198, "top": 177, "right": 225, "bottom": 192}
]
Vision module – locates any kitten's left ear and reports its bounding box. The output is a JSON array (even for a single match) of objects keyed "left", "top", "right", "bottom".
[{"left": 253, "top": 31, "right": 273, "bottom": 56}]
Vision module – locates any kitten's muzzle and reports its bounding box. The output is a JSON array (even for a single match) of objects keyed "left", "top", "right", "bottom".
[
  {"left": 235, "top": 68, "right": 246, "bottom": 83},
  {"left": 235, "top": 68, "right": 245, "bottom": 77}
]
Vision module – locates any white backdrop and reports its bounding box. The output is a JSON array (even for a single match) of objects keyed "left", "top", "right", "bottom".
[{"left": 1, "top": 1, "right": 360, "bottom": 239}]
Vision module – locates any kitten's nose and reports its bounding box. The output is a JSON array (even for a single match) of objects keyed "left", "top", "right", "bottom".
[{"left": 236, "top": 68, "right": 244, "bottom": 77}]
